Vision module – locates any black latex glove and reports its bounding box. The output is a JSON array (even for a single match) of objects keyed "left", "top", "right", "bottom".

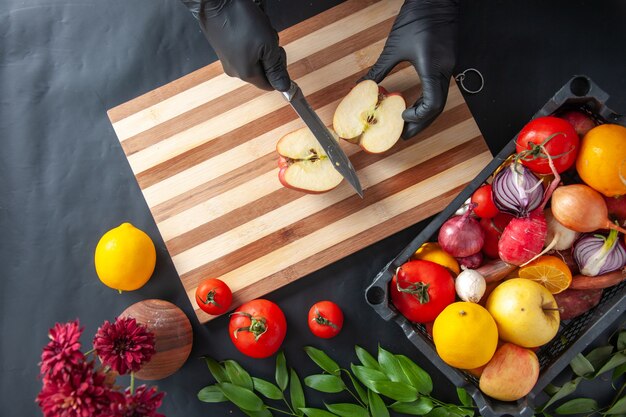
[
  {"left": 182, "top": 0, "right": 291, "bottom": 91},
  {"left": 363, "top": 0, "right": 459, "bottom": 139}
]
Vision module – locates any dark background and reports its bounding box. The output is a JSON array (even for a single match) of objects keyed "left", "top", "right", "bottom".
[{"left": 1, "top": 0, "right": 625, "bottom": 415}]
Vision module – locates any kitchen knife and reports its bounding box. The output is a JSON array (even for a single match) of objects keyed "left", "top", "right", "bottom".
[{"left": 281, "top": 81, "right": 364, "bottom": 198}]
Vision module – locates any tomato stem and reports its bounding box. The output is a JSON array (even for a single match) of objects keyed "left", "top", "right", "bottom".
[
  {"left": 197, "top": 289, "right": 221, "bottom": 307},
  {"left": 311, "top": 308, "right": 338, "bottom": 329},
  {"left": 514, "top": 132, "right": 573, "bottom": 165},
  {"left": 230, "top": 311, "right": 268, "bottom": 341},
  {"left": 396, "top": 278, "right": 430, "bottom": 304}
]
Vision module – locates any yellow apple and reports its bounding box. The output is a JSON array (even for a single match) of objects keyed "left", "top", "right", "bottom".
[
  {"left": 479, "top": 343, "right": 540, "bottom": 401},
  {"left": 486, "top": 278, "right": 560, "bottom": 347}
]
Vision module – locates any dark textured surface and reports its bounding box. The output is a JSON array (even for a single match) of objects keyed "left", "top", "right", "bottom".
[{"left": 1, "top": 1, "right": 625, "bottom": 416}]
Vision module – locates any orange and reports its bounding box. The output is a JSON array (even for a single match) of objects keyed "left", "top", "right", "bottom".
[
  {"left": 94, "top": 223, "right": 156, "bottom": 291},
  {"left": 576, "top": 124, "right": 626, "bottom": 197},
  {"left": 433, "top": 302, "right": 498, "bottom": 369},
  {"left": 518, "top": 255, "right": 572, "bottom": 294},
  {"left": 412, "top": 242, "right": 460, "bottom": 275}
]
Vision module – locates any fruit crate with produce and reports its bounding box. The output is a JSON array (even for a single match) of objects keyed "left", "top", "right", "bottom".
[{"left": 365, "top": 75, "right": 626, "bottom": 417}]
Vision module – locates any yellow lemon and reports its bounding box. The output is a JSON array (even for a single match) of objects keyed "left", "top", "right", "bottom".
[
  {"left": 433, "top": 302, "right": 498, "bottom": 369},
  {"left": 576, "top": 124, "right": 626, "bottom": 197},
  {"left": 412, "top": 242, "right": 460, "bottom": 275},
  {"left": 94, "top": 223, "right": 156, "bottom": 291}
]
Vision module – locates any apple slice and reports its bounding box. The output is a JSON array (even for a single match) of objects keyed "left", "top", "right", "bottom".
[
  {"left": 333, "top": 80, "right": 406, "bottom": 154},
  {"left": 277, "top": 127, "right": 344, "bottom": 193}
]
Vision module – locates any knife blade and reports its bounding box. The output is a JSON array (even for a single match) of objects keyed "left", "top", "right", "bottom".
[{"left": 281, "top": 81, "right": 364, "bottom": 198}]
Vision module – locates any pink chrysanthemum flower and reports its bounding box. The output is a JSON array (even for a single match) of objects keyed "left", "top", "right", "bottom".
[
  {"left": 40, "top": 320, "right": 84, "bottom": 379},
  {"left": 93, "top": 317, "right": 155, "bottom": 375},
  {"left": 36, "top": 361, "right": 121, "bottom": 417},
  {"left": 110, "top": 385, "right": 165, "bottom": 417}
]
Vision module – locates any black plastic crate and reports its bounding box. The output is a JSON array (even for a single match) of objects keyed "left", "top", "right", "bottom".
[{"left": 365, "top": 75, "right": 626, "bottom": 417}]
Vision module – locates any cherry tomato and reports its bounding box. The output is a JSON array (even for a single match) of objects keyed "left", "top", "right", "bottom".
[
  {"left": 480, "top": 213, "right": 514, "bottom": 259},
  {"left": 308, "top": 301, "right": 344, "bottom": 339},
  {"left": 390, "top": 260, "right": 455, "bottom": 323},
  {"left": 195, "top": 278, "right": 232, "bottom": 315},
  {"left": 515, "top": 116, "right": 579, "bottom": 175},
  {"left": 471, "top": 184, "right": 499, "bottom": 219},
  {"left": 229, "top": 299, "right": 287, "bottom": 359}
]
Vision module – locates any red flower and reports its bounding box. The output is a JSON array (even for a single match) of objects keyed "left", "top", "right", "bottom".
[
  {"left": 36, "top": 361, "right": 122, "bottom": 417},
  {"left": 40, "top": 320, "right": 84, "bottom": 379},
  {"left": 109, "top": 385, "right": 165, "bottom": 417},
  {"left": 93, "top": 317, "right": 155, "bottom": 375}
]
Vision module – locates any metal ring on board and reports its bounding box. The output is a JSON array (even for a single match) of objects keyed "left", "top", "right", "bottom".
[{"left": 455, "top": 68, "right": 484, "bottom": 94}]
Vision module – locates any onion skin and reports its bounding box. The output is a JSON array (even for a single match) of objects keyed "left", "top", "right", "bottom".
[
  {"left": 498, "top": 209, "right": 547, "bottom": 266},
  {"left": 572, "top": 230, "right": 626, "bottom": 276},
  {"left": 457, "top": 252, "right": 484, "bottom": 269},
  {"left": 438, "top": 206, "right": 485, "bottom": 258},
  {"left": 551, "top": 184, "right": 626, "bottom": 234},
  {"left": 545, "top": 209, "right": 578, "bottom": 251},
  {"left": 492, "top": 162, "right": 544, "bottom": 217}
]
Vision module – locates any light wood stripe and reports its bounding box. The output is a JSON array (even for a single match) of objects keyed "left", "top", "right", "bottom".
[
  {"left": 107, "top": 0, "right": 493, "bottom": 323},
  {"left": 187, "top": 152, "right": 493, "bottom": 311}
]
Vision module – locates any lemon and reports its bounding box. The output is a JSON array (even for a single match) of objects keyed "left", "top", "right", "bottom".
[
  {"left": 94, "top": 223, "right": 156, "bottom": 291},
  {"left": 412, "top": 242, "right": 460, "bottom": 275},
  {"left": 433, "top": 302, "right": 498, "bottom": 369}
]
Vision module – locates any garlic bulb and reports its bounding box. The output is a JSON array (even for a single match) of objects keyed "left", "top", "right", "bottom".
[{"left": 455, "top": 269, "right": 486, "bottom": 303}]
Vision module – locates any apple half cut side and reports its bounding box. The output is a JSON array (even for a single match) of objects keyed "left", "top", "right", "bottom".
[
  {"left": 277, "top": 127, "right": 344, "bottom": 194},
  {"left": 333, "top": 79, "right": 406, "bottom": 154}
]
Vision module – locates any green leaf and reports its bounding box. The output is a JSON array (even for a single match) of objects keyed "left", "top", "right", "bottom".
[
  {"left": 343, "top": 370, "right": 368, "bottom": 405},
  {"left": 355, "top": 346, "right": 381, "bottom": 371},
  {"left": 618, "top": 330, "right": 626, "bottom": 351},
  {"left": 276, "top": 352, "right": 289, "bottom": 392},
  {"left": 585, "top": 346, "right": 614, "bottom": 370},
  {"left": 351, "top": 364, "right": 389, "bottom": 392},
  {"left": 197, "top": 385, "right": 227, "bottom": 403},
  {"left": 224, "top": 360, "right": 253, "bottom": 390},
  {"left": 596, "top": 352, "right": 626, "bottom": 376},
  {"left": 606, "top": 395, "right": 626, "bottom": 414},
  {"left": 242, "top": 408, "right": 273, "bottom": 417},
  {"left": 447, "top": 407, "right": 474, "bottom": 417},
  {"left": 541, "top": 377, "right": 582, "bottom": 410},
  {"left": 368, "top": 390, "right": 390, "bottom": 417},
  {"left": 456, "top": 388, "right": 473, "bottom": 408},
  {"left": 396, "top": 355, "right": 433, "bottom": 395},
  {"left": 204, "top": 356, "right": 229, "bottom": 383},
  {"left": 378, "top": 346, "right": 409, "bottom": 384},
  {"left": 554, "top": 398, "right": 598, "bottom": 414},
  {"left": 390, "top": 397, "right": 434, "bottom": 415},
  {"left": 426, "top": 406, "right": 451, "bottom": 417},
  {"left": 613, "top": 362, "right": 626, "bottom": 381},
  {"left": 299, "top": 408, "right": 337, "bottom": 417},
  {"left": 290, "top": 368, "right": 306, "bottom": 417},
  {"left": 217, "top": 382, "right": 264, "bottom": 411},
  {"left": 570, "top": 353, "right": 595, "bottom": 378},
  {"left": 544, "top": 384, "right": 561, "bottom": 396},
  {"left": 325, "top": 403, "right": 369, "bottom": 417},
  {"left": 252, "top": 377, "right": 283, "bottom": 400},
  {"left": 304, "top": 347, "right": 340, "bottom": 376},
  {"left": 304, "top": 374, "right": 345, "bottom": 394},
  {"left": 370, "top": 380, "right": 418, "bottom": 402}
]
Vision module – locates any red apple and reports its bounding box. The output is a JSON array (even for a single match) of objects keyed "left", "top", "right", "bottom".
[
  {"left": 604, "top": 194, "right": 626, "bottom": 227},
  {"left": 333, "top": 80, "right": 406, "bottom": 154},
  {"left": 479, "top": 343, "right": 540, "bottom": 401},
  {"left": 277, "top": 127, "right": 344, "bottom": 193},
  {"left": 558, "top": 110, "right": 596, "bottom": 137}
]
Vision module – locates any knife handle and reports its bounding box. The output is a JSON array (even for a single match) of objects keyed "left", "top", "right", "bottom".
[{"left": 281, "top": 81, "right": 299, "bottom": 102}]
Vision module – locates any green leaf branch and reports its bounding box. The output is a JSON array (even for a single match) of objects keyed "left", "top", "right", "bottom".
[{"left": 198, "top": 345, "right": 474, "bottom": 417}]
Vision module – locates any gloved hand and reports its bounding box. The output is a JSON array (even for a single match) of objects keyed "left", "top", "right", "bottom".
[
  {"left": 363, "top": 0, "right": 459, "bottom": 139},
  {"left": 182, "top": 0, "right": 291, "bottom": 92}
]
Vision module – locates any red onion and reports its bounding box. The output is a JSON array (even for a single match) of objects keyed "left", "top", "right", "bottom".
[
  {"left": 456, "top": 252, "right": 484, "bottom": 269},
  {"left": 492, "top": 162, "right": 544, "bottom": 217},
  {"left": 438, "top": 204, "right": 484, "bottom": 257},
  {"left": 573, "top": 229, "right": 626, "bottom": 276}
]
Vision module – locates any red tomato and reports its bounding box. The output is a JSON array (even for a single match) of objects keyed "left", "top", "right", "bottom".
[
  {"left": 471, "top": 184, "right": 499, "bottom": 219},
  {"left": 195, "top": 278, "right": 232, "bottom": 315},
  {"left": 390, "top": 260, "right": 455, "bottom": 323},
  {"left": 480, "top": 213, "right": 514, "bottom": 259},
  {"left": 515, "top": 116, "right": 580, "bottom": 174},
  {"left": 308, "top": 301, "right": 344, "bottom": 339},
  {"left": 229, "top": 299, "right": 287, "bottom": 359}
]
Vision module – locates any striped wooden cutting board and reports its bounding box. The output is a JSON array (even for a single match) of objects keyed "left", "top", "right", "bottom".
[{"left": 107, "top": 0, "right": 493, "bottom": 323}]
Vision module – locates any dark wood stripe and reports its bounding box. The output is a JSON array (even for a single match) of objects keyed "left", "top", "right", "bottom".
[
  {"left": 149, "top": 70, "right": 417, "bottom": 222},
  {"left": 180, "top": 136, "right": 489, "bottom": 289},
  {"left": 120, "top": 18, "right": 395, "bottom": 158},
  {"left": 107, "top": 0, "right": 377, "bottom": 123},
  {"left": 165, "top": 103, "right": 472, "bottom": 256}
]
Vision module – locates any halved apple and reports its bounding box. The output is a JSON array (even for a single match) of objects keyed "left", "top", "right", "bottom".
[
  {"left": 277, "top": 127, "right": 344, "bottom": 193},
  {"left": 333, "top": 80, "right": 406, "bottom": 154}
]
